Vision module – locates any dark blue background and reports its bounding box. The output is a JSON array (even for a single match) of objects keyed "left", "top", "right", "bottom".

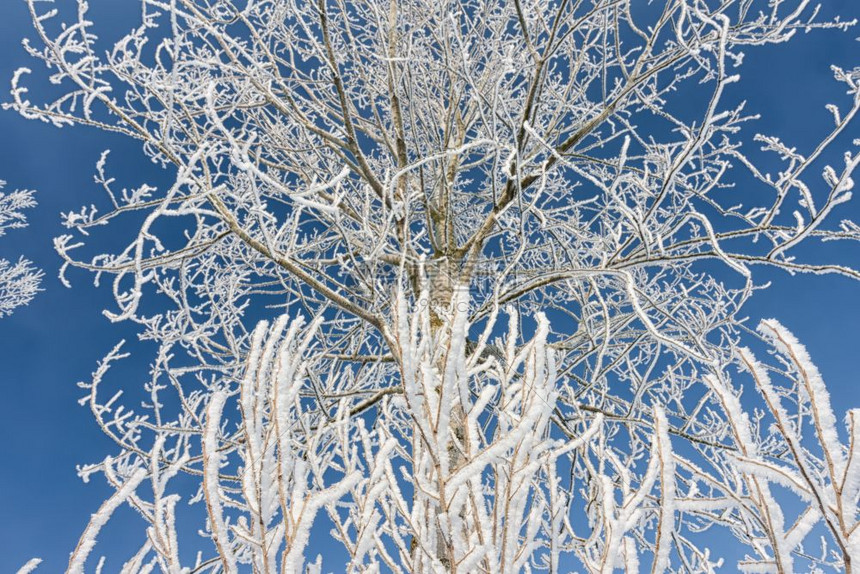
[{"left": 0, "top": 1, "right": 858, "bottom": 571}]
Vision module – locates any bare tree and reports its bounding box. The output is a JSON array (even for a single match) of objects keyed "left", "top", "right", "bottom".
[{"left": 8, "top": 0, "right": 860, "bottom": 571}]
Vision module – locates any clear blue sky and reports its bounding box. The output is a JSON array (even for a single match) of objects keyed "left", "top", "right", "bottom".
[{"left": 0, "top": 1, "right": 858, "bottom": 571}]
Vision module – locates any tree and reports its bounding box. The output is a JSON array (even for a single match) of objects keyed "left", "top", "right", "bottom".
[
  {"left": 0, "top": 182, "right": 41, "bottom": 318},
  {"left": 8, "top": 0, "right": 860, "bottom": 571}
]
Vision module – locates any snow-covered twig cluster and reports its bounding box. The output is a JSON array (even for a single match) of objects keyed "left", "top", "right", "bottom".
[
  {"left": 60, "top": 291, "right": 604, "bottom": 572},
  {"left": 727, "top": 321, "right": 860, "bottom": 572},
  {"left": 0, "top": 182, "right": 41, "bottom": 318},
  {"left": 51, "top": 294, "right": 860, "bottom": 573}
]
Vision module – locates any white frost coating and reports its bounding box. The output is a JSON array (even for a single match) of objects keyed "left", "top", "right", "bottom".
[
  {"left": 15, "top": 559, "right": 41, "bottom": 574},
  {"left": 203, "top": 391, "right": 237, "bottom": 574},
  {"left": 843, "top": 410, "right": 860, "bottom": 526},
  {"left": 784, "top": 507, "right": 822, "bottom": 550},
  {"left": 759, "top": 319, "right": 846, "bottom": 479},
  {"left": 68, "top": 465, "right": 148, "bottom": 574},
  {"left": 623, "top": 537, "right": 640, "bottom": 573},
  {"left": 119, "top": 541, "right": 153, "bottom": 574},
  {"left": 731, "top": 456, "right": 814, "bottom": 502},
  {"left": 706, "top": 373, "right": 757, "bottom": 456},
  {"left": 651, "top": 407, "right": 675, "bottom": 574},
  {"left": 281, "top": 470, "right": 362, "bottom": 574}
]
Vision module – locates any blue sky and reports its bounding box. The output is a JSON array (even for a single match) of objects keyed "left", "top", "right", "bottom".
[{"left": 0, "top": 0, "right": 858, "bottom": 571}]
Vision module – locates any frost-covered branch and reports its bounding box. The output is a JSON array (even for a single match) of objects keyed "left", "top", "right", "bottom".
[{"left": 0, "top": 182, "right": 41, "bottom": 318}]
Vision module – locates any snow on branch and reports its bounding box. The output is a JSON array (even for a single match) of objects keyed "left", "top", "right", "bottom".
[{"left": 728, "top": 321, "right": 860, "bottom": 572}]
